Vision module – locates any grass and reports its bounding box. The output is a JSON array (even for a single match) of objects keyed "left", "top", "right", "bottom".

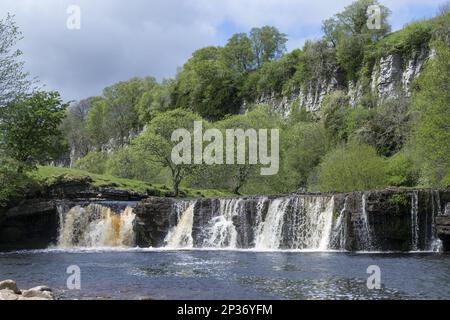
[{"left": 32, "top": 166, "right": 233, "bottom": 198}]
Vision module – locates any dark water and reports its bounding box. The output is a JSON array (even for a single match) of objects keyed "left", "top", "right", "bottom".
[{"left": 0, "top": 249, "right": 449, "bottom": 300}]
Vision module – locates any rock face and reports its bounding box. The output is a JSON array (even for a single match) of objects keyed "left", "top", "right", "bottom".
[
  {"left": 0, "top": 280, "right": 55, "bottom": 300},
  {"left": 245, "top": 48, "right": 432, "bottom": 116}
]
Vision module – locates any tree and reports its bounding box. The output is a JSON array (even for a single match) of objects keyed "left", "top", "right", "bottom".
[
  {"left": 0, "top": 91, "right": 68, "bottom": 172},
  {"left": 103, "top": 77, "right": 156, "bottom": 146},
  {"left": 134, "top": 109, "right": 202, "bottom": 196},
  {"left": 222, "top": 33, "right": 254, "bottom": 74},
  {"left": 311, "top": 141, "right": 387, "bottom": 192},
  {"left": 84, "top": 98, "right": 110, "bottom": 150},
  {"left": 249, "top": 26, "right": 287, "bottom": 68},
  {"left": 412, "top": 41, "right": 450, "bottom": 187},
  {"left": 0, "top": 156, "right": 28, "bottom": 207},
  {"left": 172, "top": 47, "right": 241, "bottom": 119},
  {"left": 0, "top": 14, "right": 32, "bottom": 107},
  {"left": 281, "top": 122, "right": 328, "bottom": 189},
  {"left": 322, "top": 0, "right": 391, "bottom": 79}
]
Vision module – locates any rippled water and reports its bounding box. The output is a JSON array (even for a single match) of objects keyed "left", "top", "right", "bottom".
[{"left": 0, "top": 250, "right": 449, "bottom": 300}]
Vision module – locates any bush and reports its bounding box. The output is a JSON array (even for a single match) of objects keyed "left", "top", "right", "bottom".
[
  {"left": 75, "top": 151, "right": 108, "bottom": 174},
  {"left": 311, "top": 141, "right": 388, "bottom": 192},
  {"left": 386, "top": 151, "right": 419, "bottom": 187}
]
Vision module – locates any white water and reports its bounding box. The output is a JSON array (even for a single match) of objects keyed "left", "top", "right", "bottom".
[
  {"left": 411, "top": 191, "right": 419, "bottom": 251},
  {"left": 164, "top": 202, "right": 196, "bottom": 248},
  {"left": 357, "top": 194, "right": 373, "bottom": 251},
  {"left": 58, "top": 204, "right": 136, "bottom": 248},
  {"left": 255, "top": 198, "right": 291, "bottom": 250},
  {"left": 202, "top": 199, "right": 241, "bottom": 248}
]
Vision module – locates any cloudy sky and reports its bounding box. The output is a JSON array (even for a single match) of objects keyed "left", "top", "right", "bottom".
[{"left": 0, "top": 0, "right": 445, "bottom": 101}]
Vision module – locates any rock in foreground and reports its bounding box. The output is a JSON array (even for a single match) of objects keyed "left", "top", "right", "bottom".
[{"left": 0, "top": 280, "right": 55, "bottom": 300}]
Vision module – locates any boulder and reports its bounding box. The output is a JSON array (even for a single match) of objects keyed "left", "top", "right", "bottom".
[
  {"left": 0, "top": 280, "right": 20, "bottom": 294},
  {"left": 0, "top": 289, "right": 19, "bottom": 300}
]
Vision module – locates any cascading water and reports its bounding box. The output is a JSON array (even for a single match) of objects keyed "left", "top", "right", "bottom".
[
  {"left": 57, "top": 204, "right": 136, "bottom": 248},
  {"left": 202, "top": 199, "right": 241, "bottom": 248},
  {"left": 255, "top": 198, "right": 291, "bottom": 250},
  {"left": 330, "top": 196, "right": 348, "bottom": 250},
  {"left": 356, "top": 194, "right": 374, "bottom": 251},
  {"left": 411, "top": 191, "right": 419, "bottom": 251},
  {"left": 164, "top": 201, "right": 196, "bottom": 248}
]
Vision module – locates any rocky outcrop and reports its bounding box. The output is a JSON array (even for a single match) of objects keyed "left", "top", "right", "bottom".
[
  {"left": 0, "top": 280, "right": 55, "bottom": 300},
  {"left": 245, "top": 48, "right": 432, "bottom": 116}
]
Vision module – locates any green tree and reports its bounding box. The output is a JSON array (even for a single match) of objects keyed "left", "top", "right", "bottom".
[
  {"left": 222, "top": 33, "right": 254, "bottom": 74},
  {"left": 412, "top": 41, "right": 450, "bottom": 187},
  {"left": 0, "top": 91, "right": 68, "bottom": 172},
  {"left": 75, "top": 151, "right": 108, "bottom": 174},
  {"left": 0, "top": 156, "right": 28, "bottom": 207},
  {"left": 0, "top": 14, "right": 32, "bottom": 106},
  {"left": 84, "top": 98, "right": 110, "bottom": 151},
  {"left": 311, "top": 141, "right": 387, "bottom": 192},
  {"left": 249, "top": 26, "right": 287, "bottom": 68},
  {"left": 134, "top": 109, "right": 202, "bottom": 196},
  {"left": 323, "top": 0, "right": 391, "bottom": 79}
]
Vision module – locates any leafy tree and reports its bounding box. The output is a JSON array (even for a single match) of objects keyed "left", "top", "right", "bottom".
[
  {"left": 82, "top": 98, "right": 110, "bottom": 151},
  {"left": 0, "top": 91, "right": 68, "bottom": 172},
  {"left": 0, "top": 156, "right": 28, "bottom": 207},
  {"left": 0, "top": 14, "right": 32, "bottom": 107},
  {"left": 386, "top": 150, "right": 419, "bottom": 187},
  {"left": 311, "top": 141, "right": 387, "bottom": 192},
  {"left": 323, "top": 0, "right": 391, "bottom": 79},
  {"left": 172, "top": 47, "right": 241, "bottom": 119},
  {"left": 412, "top": 41, "right": 450, "bottom": 187},
  {"left": 281, "top": 122, "right": 328, "bottom": 190},
  {"left": 134, "top": 109, "right": 202, "bottom": 196},
  {"left": 249, "top": 26, "right": 287, "bottom": 68},
  {"left": 222, "top": 33, "right": 254, "bottom": 74}
]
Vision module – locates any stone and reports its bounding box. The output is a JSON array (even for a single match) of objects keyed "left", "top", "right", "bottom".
[
  {"left": 21, "top": 289, "right": 55, "bottom": 300},
  {"left": 0, "top": 280, "right": 20, "bottom": 294},
  {"left": 0, "top": 289, "right": 19, "bottom": 300}
]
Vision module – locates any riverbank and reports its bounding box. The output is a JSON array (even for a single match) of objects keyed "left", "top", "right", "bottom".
[{"left": 0, "top": 280, "right": 55, "bottom": 300}]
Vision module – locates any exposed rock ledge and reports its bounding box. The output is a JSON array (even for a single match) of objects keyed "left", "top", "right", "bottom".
[{"left": 0, "top": 280, "right": 55, "bottom": 300}]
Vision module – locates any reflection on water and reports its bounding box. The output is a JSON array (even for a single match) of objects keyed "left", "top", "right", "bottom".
[{"left": 0, "top": 250, "right": 448, "bottom": 300}]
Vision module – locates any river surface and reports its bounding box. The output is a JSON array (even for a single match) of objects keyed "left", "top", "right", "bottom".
[{"left": 0, "top": 249, "right": 449, "bottom": 300}]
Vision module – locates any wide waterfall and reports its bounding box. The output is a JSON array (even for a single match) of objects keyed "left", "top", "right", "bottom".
[
  {"left": 162, "top": 195, "right": 338, "bottom": 251},
  {"left": 54, "top": 190, "right": 445, "bottom": 252},
  {"left": 57, "top": 203, "right": 136, "bottom": 248}
]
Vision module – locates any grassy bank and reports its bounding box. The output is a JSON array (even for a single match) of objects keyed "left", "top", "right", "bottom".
[{"left": 32, "top": 166, "right": 233, "bottom": 198}]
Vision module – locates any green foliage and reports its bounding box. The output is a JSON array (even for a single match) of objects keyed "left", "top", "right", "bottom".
[
  {"left": 105, "top": 147, "right": 168, "bottom": 184},
  {"left": 323, "top": 0, "right": 391, "bottom": 80},
  {"left": 0, "top": 91, "right": 68, "bottom": 171},
  {"left": 75, "top": 151, "right": 108, "bottom": 174},
  {"left": 388, "top": 194, "right": 408, "bottom": 207},
  {"left": 386, "top": 151, "right": 419, "bottom": 187},
  {"left": 0, "top": 13, "right": 32, "bottom": 106},
  {"left": 134, "top": 109, "right": 202, "bottom": 196},
  {"left": 0, "top": 156, "right": 28, "bottom": 207},
  {"left": 279, "top": 122, "right": 328, "bottom": 190},
  {"left": 412, "top": 40, "right": 450, "bottom": 187},
  {"left": 311, "top": 142, "right": 388, "bottom": 192}
]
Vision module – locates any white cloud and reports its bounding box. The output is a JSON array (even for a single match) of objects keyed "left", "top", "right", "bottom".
[{"left": 0, "top": 0, "right": 443, "bottom": 101}]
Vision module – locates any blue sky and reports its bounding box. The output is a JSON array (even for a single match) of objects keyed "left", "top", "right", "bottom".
[{"left": 0, "top": 0, "right": 445, "bottom": 101}]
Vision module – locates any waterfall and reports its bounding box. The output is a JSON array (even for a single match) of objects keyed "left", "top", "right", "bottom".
[
  {"left": 356, "top": 194, "right": 374, "bottom": 251},
  {"left": 57, "top": 204, "right": 136, "bottom": 248},
  {"left": 411, "top": 191, "right": 419, "bottom": 251},
  {"left": 202, "top": 199, "right": 241, "bottom": 249},
  {"left": 330, "top": 196, "right": 348, "bottom": 250},
  {"left": 255, "top": 198, "right": 291, "bottom": 250},
  {"left": 164, "top": 201, "right": 196, "bottom": 248},
  {"left": 430, "top": 191, "right": 443, "bottom": 252}
]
